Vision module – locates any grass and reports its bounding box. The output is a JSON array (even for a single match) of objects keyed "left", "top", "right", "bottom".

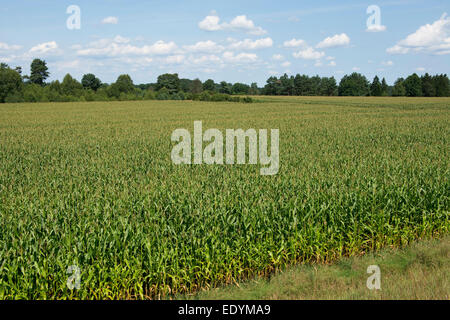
[
  {"left": 186, "top": 236, "right": 449, "bottom": 300},
  {"left": 0, "top": 96, "right": 448, "bottom": 299}
]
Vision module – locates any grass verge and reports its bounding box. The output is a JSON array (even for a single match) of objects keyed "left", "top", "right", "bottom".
[{"left": 184, "top": 236, "right": 449, "bottom": 300}]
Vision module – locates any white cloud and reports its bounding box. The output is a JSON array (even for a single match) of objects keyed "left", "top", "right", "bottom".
[
  {"left": 352, "top": 67, "right": 360, "bottom": 71},
  {"left": 163, "top": 55, "right": 185, "bottom": 64},
  {"left": 314, "top": 60, "right": 323, "bottom": 67},
  {"left": 190, "top": 54, "right": 222, "bottom": 65},
  {"left": 77, "top": 38, "right": 177, "bottom": 57},
  {"left": 198, "top": 15, "right": 221, "bottom": 31},
  {"left": 0, "top": 42, "right": 22, "bottom": 51},
  {"left": 183, "top": 40, "right": 224, "bottom": 53},
  {"left": 366, "top": 24, "right": 387, "bottom": 32},
  {"left": 386, "top": 44, "right": 410, "bottom": 54},
  {"left": 281, "top": 61, "right": 291, "bottom": 67},
  {"left": 325, "top": 56, "right": 335, "bottom": 61},
  {"left": 29, "top": 41, "right": 59, "bottom": 54},
  {"left": 328, "top": 61, "right": 336, "bottom": 67},
  {"left": 416, "top": 67, "right": 426, "bottom": 71},
  {"left": 102, "top": 16, "right": 118, "bottom": 24},
  {"left": 228, "top": 37, "right": 273, "bottom": 50},
  {"left": 198, "top": 13, "right": 267, "bottom": 35},
  {"left": 387, "top": 13, "right": 450, "bottom": 55},
  {"left": 381, "top": 60, "right": 394, "bottom": 66},
  {"left": 272, "top": 54, "right": 284, "bottom": 60},
  {"left": 293, "top": 47, "right": 325, "bottom": 60},
  {"left": 316, "top": 33, "right": 350, "bottom": 49},
  {"left": 113, "top": 35, "right": 129, "bottom": 44},
  {"left": 223, "top": 51, "right": 258, "bottom": 63},
  {"left": 283, "top": 38, "right": 306, "bottom": 48}
]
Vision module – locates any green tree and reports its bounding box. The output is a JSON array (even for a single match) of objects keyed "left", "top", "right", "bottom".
[
  {"left": 320, "top": 77, "right": 338, "bottom": 96},
  {"left": 0, "top": 64, "right": 23, "bottom": 102},
  {"left": 403, "top": 73, "right": 422, "bottom": 97},
  {"left": 249, "top": 82, "right": 259, "bottom": 95},
  {"left": 61, "top": 74, "right": 83, "bottom": 96},
  {"left": 381, "top": 78, "right": 389, "bottom": 96},
  {"left": 29, "top": 59, "right": 49, "bottom": 85},
  {"left": 191, "top": 78, "right": 203, "bottom": 94},
  {"left": 202, "top": 79, "right": 216, "bottom": 92},
  {"left": 370, "top": 76, "right": 382, "bottom": 96},
  {"left": 392, "top": 78, "right": 406, "bottom": 96},
  {"left": 433, "top": 74, "right": 450, "bottom": 97},
  {"left": 218, "top": 81, "right": 231, "bottom": 94},
  {"left": 338, "top": 73, "right": 370, "bottom": 96},
  {"left": 81, "top": 73, "right": 102, "bottom": 91},
  {"left": 156, "top": 73, "right": 180, "bottom": 94},
  {"left": 231, "top": 82, "right": 250, "bottom": 95}
]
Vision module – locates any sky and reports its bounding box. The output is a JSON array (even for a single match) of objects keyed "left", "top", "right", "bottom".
[{"left": 0, "top": 0, "right": 449, "bottom": 86}]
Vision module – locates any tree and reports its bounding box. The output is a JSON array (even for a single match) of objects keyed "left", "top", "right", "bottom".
[
  {"left": 191, "top": 78, "right": 203, "bottom": 94},
  {"left": 179, "top": 78, "right": 192, "bottom": 93},
  {"left": 370, "top": 76, "right": 382, "bottom": 96},
  {"left": 218, "top": 81, "right": 231, "bottom": 94},
  {"left": 263, "top": 77, "right": 279, "bottom": 95},
  {"left": 231, "top": 82, "right": 250, "bottom": 95},
  {"left": 403, "top": 73, "right": 422, "bottom": 97},
  {"left": 433, "top": 74, "right": 450, "bottom": 97},
  {"left": 320, "top": 77, "right": 338, "bottom": 96},
  {"left": 81, "top": 73, "right": 102, "bottom": 91},
  {"left": 338, "top": 73, "right": 370, "bottom": 96},
  {"left": 156, "top": 73, "right": 180, "bottom": 94},
  {"left": 392, "top": 78, "right": 406, "bottom": 96},
  {"left": 381, "top": 78, "right": 389, "bottom": 96},
  {"left": 278, "top": 74, "right": 294, "bottom": 95},
  {"left": 202, "top": 79, "right": 216, "bottom": 92},
  {"left": 30, "top": 59, "right": 49, "bottom": 85},
  {"left": 0, "top": 64, "right": 23, "bottom": 102},
  {"left": 115, "top": 74, "right": 134, "bottom": 93},
  {"left": 249, "top": 82, "right": 259, "bottom": 95},
  {"left": 61, "top": 74, "right": 83, "bottom": 96}
]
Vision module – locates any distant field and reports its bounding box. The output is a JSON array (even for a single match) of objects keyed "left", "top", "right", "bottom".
[{"left": 0, "top": 97, "right": 448, "bottom": 299}]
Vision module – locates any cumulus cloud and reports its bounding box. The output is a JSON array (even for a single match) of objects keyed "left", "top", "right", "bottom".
[
  {"left": 283, "top": 38, "right": 306, "bottom": 48},
  {"left": 316, "top": 33, "right": 350, "bottom": 49},
  {"left": 272, "top": 54, "right": 284, "bottom": 60},
  {"left": 0, "top": 42, "right": 22, "bottom": 51},
  {"left": 281, "top": 61, "right": 291, "bottom": 67},
  {"left": 102, "top": 16, "right": 118, "bottom": 24},
  {"left": 328, "top": 60, "right": 336, "bottom": 67},
  {"left": 76, "top": 37, "right": 177, "bottom": 57},
  {"left": 293, "top": 47, "right": 325, "bottom": 60},
  {"left": 163, "top": 55, "right": 185, "bottom": 64},
  {"left": 29, "top": 41, "right": 60, "bottom": 54},
  {"left": 387, "top": 13, "right": 450, "bottom": 55},
  {"left": 416, "top": 67, "right": 426, "bottom": 71},
  {"left": 198, "top": 13, "right": 267, "bottom": 35},
  {"left": 228, "top": 37, "right": 273, "bottom": 50},
  {"left": 223, "top": 51, "right": 258, "bottom": 63},
  {"left": 183, "top": 40, "right": 224, "bottom": 53},
  {"left": 189, "top": 54, "right": 222, "bottom": 65},
  {"left": 381, "top": 60, "right": 394, "bottom": 66}
]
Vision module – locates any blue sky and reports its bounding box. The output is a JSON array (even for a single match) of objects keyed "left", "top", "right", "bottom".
[{"left": 1, "top": 0, "right": 449, "bottom": 86}]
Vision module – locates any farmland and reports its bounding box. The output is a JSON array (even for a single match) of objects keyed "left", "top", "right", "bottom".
[{"left": 0, "top": 96, "right": 449, "bottom": 299}]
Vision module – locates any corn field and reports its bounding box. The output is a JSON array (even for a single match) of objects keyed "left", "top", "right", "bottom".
[{"left": 0, "top": 96, "right": 448, "bottom": 299}]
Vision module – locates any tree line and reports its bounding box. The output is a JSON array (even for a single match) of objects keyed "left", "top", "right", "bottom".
[
  {"left": 0, "top": 59, "right": 254, "bottom": 103},
  {"left": 1, "top": 58, "right": 449, "bottom": 104},
  {"left": 262, "top": 72, "right": 450, "bottom": 97}
]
